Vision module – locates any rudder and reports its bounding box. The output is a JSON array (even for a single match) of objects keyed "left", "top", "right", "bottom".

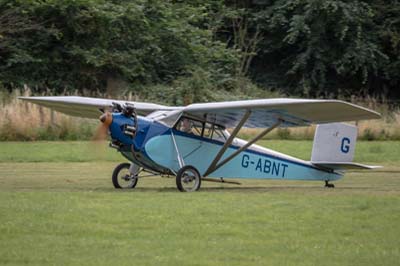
[{"left": 311, "top": 123, "right": 357, "bottom": 163}]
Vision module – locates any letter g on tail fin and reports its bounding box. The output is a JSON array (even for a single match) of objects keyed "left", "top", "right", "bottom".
[{"left": 340, "top": 137, "right": 351, "bottom": 153}]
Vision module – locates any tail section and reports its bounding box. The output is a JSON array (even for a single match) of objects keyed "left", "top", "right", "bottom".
[
  {"left": 311, "top": 123, "right": 379, "bottom": 171},
  {"left": 311, "top": 123, "right": 357, "bottom": 163}
]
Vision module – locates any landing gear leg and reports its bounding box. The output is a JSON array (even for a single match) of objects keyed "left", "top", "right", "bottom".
[{"left": 325, "top": 180, "right": 335, "bottom": 188}]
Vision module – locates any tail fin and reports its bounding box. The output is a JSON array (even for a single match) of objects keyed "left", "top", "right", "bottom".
[
  {"left": 311, "top": 123, "right": 379, "bottom": 170},
  {"left": 311, "top": 123, "right": 357, "bottom": 163}
]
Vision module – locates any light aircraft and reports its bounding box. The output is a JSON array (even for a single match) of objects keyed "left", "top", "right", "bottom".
[{"left": 20, "top": 96, "right": 381, "bottom": 192}]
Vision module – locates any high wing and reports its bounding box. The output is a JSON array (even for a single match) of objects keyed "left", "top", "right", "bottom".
[
  {"left": 19, "top": 96, "right": 178, "bottom": 118},
  {"left": 181, "top": 98, "right": 381, "bottom": 128},
  {"left": 20, "top": 96, "right": 380, "bottom": 127}
]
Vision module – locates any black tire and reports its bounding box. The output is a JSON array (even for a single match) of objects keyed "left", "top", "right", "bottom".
[
  {"left": 112, "top": 163, "right": 139, "bottom": 189},
  {"left": 176, "top": 165, "right": 201, "bottom": 192},
  {"left": 324, "top": 180, "right": 335, "bottom": 188}
]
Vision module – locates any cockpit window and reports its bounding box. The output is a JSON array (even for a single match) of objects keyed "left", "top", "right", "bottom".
[
  {"left": 176, "top": 117, "right": 203, "bottom": 136},
  {"left": 175, "top": 117, "right": 226, "bottom": 141},
  {"left": 212, "top": 126, "right": 227, "bottom": 141},
  {"left": 203, "top": 123, "right": 213, "bottom": 138}
]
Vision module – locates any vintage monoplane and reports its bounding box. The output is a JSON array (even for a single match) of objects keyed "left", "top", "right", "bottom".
[{"left": 20, "top": 96, "right": 381, "bottom": 192}]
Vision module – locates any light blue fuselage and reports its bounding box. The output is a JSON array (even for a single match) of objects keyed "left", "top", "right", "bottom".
[{"left": 110, "top": 114, "right": 342, "bottom": 181}]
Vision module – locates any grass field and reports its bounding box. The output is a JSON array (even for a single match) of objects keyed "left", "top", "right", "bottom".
[{"left": 0, "top": 141, "right": 399, "bottom": 265}]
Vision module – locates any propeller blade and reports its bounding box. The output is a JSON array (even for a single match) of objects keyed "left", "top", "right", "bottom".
[{"left": 92, "top": 123, "right": 109, "bottom": 141}]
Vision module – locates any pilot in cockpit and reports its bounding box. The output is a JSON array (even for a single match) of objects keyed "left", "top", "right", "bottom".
[{"left": 180, "top": 118, "right": 193, "bottom": 134}]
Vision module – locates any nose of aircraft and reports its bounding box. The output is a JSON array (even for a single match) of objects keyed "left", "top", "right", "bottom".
[{"left": 100, "top": 111, "right": 137, "bottom": 147}]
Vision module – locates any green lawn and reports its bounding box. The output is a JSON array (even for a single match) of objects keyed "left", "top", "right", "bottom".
[
  {"left": 0, "top": 141, "right": 399, "bottom": 265},
  {"left": 0, "top": 140, "right": 399, "bottom": 163}
]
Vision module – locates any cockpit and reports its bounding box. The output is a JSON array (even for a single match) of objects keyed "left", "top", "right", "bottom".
[
  {"left": 148, "top": 110, "right": 230, "bottom": 142},
  {"left": 174, "top": 116, "right": 228, "bottom": 142}
]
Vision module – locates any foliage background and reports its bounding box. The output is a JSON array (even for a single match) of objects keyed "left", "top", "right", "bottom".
[
  {"left": 0, "top": 0, "right": 399, "bottom": 140},
  {"left": 0, "top": 0, "right": 399, "bottom": 103}
]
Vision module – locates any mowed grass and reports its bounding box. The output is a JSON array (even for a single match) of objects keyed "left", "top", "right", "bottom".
[
  {"left": 0, "top": 140, "right": 399, "bottom": 163},
  {"left": 0, "top": 141, "right": 399, "bottom": 265}
]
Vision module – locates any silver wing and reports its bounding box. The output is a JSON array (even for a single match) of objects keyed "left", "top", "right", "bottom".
[
  {"left": 19, "top": 96, "right": 178, "bottom": 118},
  {"left": 20, "top": 96, "right": 380, "bottom": 127},
  {"left": 179, "top": 98, "right": 381, "bottom": 128}
]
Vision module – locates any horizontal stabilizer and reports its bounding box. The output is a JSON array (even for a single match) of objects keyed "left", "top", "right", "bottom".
[{"left": 312, "top": 162, "right": 381, "bottom": 170}]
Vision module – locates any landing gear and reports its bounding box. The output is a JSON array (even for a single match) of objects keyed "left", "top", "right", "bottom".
[
  {"left": 325, "top": 180, "right": 335, "bottom": 188},
  {"left": 176, "top": 165, "right": 201, "bottom": 192},
  {"left": 112, "top": 163, "right": 139, "bottom": 189}
]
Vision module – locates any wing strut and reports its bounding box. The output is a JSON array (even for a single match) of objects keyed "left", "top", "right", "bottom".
[
  {"left": 171, "top": 131, "right": 185, "bottom": 168},
  {"left": 203, "top": 112, "right": 283, "bottom": 177},
  {"left": 203, "top": 110, "right": 251, "bottom": 177}
]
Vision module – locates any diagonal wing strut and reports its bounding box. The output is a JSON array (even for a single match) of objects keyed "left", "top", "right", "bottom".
[{"left": 203, "top": 111, "right": 283, "bottom": 177}]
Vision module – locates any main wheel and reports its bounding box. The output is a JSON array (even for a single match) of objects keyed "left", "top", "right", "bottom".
[
  {"left": 112, "top": 163, "right": 139, "bottom": 189},
  {"left": 176, "top": 165, "right": 201, "bottom": 192}
]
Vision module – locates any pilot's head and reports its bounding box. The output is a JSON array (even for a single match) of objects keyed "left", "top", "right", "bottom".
[{"left": 181, "top": 118, "right": 192, "bottom": 133}]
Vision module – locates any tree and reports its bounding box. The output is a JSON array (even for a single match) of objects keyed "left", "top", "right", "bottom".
[
  {"left": 223, "top": 0, "right": 399, "bottom": 100},
  {"left": 0, "top": 0, "right": 238, "bottom": 95}
]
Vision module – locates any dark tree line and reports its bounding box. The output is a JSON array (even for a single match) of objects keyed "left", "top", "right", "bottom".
[
  {"left": 224, "top": 0, "right": 399, "bottom": 99},
  {"left": 0, "top": 0, "right": 399, "bottom": 101},
  {"left": 0, "top": 0, "right": 237, "bottom": 97}
]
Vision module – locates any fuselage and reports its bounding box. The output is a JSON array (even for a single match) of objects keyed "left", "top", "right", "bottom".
[{"left": 109, "top": 114, "right": 342, "bottom": 182}]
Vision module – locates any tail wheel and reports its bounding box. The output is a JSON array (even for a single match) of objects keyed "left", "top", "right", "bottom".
[
  {"left": 112, "top": 163, "right": 139, "bottom": 189},
  {"left": 176, "top": 165, "right": 201, "bottom": 192},
  {"left": 325, "top": 180, "right": 335, "bottom": 188}
]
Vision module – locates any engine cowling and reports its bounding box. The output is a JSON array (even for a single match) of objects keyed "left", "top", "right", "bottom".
[{"left": 99, "top": 103, "right": 138, "bottom": 148}]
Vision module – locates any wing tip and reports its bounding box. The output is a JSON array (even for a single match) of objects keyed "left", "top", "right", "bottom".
[
  {"left": 339, "top": 100, "right": 382, "bottom": 120},
  {"left": 18, "top": 96, "right": 41, "bottom": 102}
]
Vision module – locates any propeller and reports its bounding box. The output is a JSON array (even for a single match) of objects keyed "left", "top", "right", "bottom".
[
  {"left": 87, "top": 111, "right": 113, "bottom": 160},
  {"left": 92, "top": 102, "right": 137, "bottom": 141},
  {"left": 92, "top": 102, "right": 122, "bottom": 141},
  {"left": 92, "top": 112, "right": 113, "bottom": 141},
  {"left": 88, "top": 102, "right": 138, "bottom": 159}
]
